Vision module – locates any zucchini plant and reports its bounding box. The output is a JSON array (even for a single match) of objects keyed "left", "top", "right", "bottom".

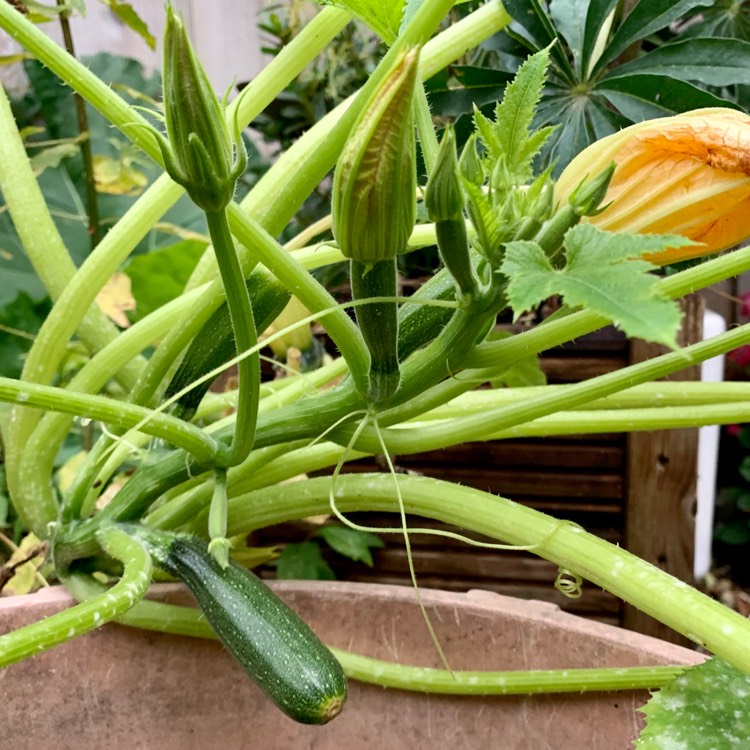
[{"left": 2, "top": 0, "right": 750, "bottom": 742}]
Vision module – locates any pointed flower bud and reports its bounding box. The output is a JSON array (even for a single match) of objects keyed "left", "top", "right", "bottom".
[
  {"left": 567, "top": 162, "right": 615, "bottom": 217},
  {"left": 556, "top": 108, "right": 750, "bottom": 264},
  {"left": 331, "top": 48, "right": 420, "bottom": 267},
  {"left": 459, "top": 134, "right": 483, "bottom": 186},
  {"left": 425, "top": 125, "right": 464, "bottom": 222},
  {"left": 159, "top": 4, "right": 246, "bottom": 212}
]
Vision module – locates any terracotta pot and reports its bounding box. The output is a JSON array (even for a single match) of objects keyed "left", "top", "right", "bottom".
[{"left": 0, "top": 581, "right": 702, "bottom": 749}]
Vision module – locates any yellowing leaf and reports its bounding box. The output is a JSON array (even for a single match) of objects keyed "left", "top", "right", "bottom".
[
  {"left": 1, "top": 533, "right": 47, "bottom": 597},
  {"left": 96, "top": 272, "right": 136, "bottom": 328},
  {"left": 56, "top": 450, "right": 89, "bottom": 495},
  {"left": 93, "top": 154, "right": 148, "bottom": 195},
  {"left": 29, "top": 142, "right": 79, "bottom": 176}
]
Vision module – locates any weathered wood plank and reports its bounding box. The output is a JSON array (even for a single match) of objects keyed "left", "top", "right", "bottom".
[{"left": 622, "top": 296, "right": 702, "bottom": 644}]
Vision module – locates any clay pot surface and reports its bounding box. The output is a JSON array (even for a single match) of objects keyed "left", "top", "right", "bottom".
[{"left": 0, "top": 581, "right": 702, "bottom": 749}]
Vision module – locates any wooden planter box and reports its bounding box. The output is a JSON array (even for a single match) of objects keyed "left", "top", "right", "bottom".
[
  {"left": 0, "top": 582, "right": 702, "bottom": 748},
  {"left": 256, "top": 297, "right": 704, "bottom": 644}
]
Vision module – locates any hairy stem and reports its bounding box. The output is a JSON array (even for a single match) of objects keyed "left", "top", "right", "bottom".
[
  {"left": 220, "top": 474, "right": 750, "bottom": 675},
  {"left": 0, "top": 526, "right": 151, "bottom": 668}
]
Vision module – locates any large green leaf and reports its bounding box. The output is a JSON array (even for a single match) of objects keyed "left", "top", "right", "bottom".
[
  {"left": 321, "top": 0, "right": 406, "bottom": 42},
  {"left": 501, "top": 225, "right": 687, "bottom": 347},
  {"left": 549, "top": 0, "right": 589, "bottom": 77},
  {"left": 636, "top": 658, "right": 750, "bottom": 749},
  {"left": 598, "top": 73, "right": 738, "bottom": 121},
  {"left": 314, "top": 525, "right": 384, "bottom": 567},
  {"left": 124, "top": 239, "right": 208, "bottom": 321},
  {"left": 595, "top": 0, "right": 710, "bottom": 72},
  {"left": 609, "top": 38, "right": 750, "bottom": 87},
  {"left": 273, "top": 541, "right": 336, "bottom": 580},
  {"left": 504, "top": 0, "right": 574, "bottom": 80},
  {"left": 535, "top": 88, "right": 634, "bottom": 174}
]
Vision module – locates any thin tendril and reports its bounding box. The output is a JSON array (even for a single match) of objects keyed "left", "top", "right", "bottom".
[
  {"left": 307, "top": 409, "right": 369, "bottom": 450},
  {"left": 555, "top": 568, "right": 583, "bottom": 599},
  {"left": 372, "top": 412, "right": 454, "bottom": 676}
]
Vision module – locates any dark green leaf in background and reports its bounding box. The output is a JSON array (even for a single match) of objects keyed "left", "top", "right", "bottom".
[
  {"left": 273, "top": 541, "right": 336, "bottom": 580},
  {"left": 578, "top": 0, "right": 618, "bottom": 80},
  {"left": 598, "top": 73, "right": 739, "bottom": 122},
  {"left": 608, "top": 38, "right": 750, "bottom": 87},
  {"left": 595, "top": 0, "right": 711, "bottom": 72},
  {"left": 124, "top": 239, "right": 208, "bottom": 321},
  {"left": 426, "top": 66, "right": 513, "bottom": 119},
  {"left": 0, "top": 293, "right": 49, "bottom": 378},
  {"left": 314, "top": 525, "right": 384, "bottom": 567}
]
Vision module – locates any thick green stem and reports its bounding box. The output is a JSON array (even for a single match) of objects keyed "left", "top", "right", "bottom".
[
  {"left": 64, "top": 574, "right": 687, "bottom": 695},
  {"left": 226, "top": 203, "right": 370, "bottom": 394},
  {"left": 332, "top": 649, "right": 686, "bottom": 694},
  {"left": 206, "top": 210, "right": 259, "bottom": 467},
  {"left": 348, "top": 318, "right": 750, "bottom": 454},
  {"left": 0, "top": 378, "right": 220, "bottom": 468},
  {"left": 0, "top": 526, "right": 151, "bottom": 668},
  {"left": 20, "top": 289, "right": 201, "bottom": 525},
  {"left": 221, "top": 474, "right": 750, "bottom": 675},
  {"left": 143, "top": 442, "right": 307, "bottom": 530}
]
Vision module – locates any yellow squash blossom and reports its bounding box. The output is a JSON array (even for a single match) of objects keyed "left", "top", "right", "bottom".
[{"left": 555, "top": 108, "right": 750, "bottom": 264}]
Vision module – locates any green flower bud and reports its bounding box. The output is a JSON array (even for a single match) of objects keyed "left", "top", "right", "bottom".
[
  {"left": 158, "top": 4, "right": 246, "bottom": 212},
  {"left": 425, "top": 125, "right": 464, "bottom": 222},
  {"left": 458, "top": 134, "right": 483, "bottom": 186},
  {"left": 331, "top": 48, "right": 420, "bottom": 267},
  {"left": 567, "top": 162, "right": 616, "bottom": 217}
]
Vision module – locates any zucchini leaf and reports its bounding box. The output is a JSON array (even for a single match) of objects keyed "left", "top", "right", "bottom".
[
  {"left": 500, "top": 225, "right": 688, "bottom": 348},
  {"left": 636, "top": 658, "right": 750, "bottom": 749}
]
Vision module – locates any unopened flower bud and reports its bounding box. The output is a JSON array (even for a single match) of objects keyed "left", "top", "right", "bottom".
[
  {"left": 332, "top": 48, "right": 420, "bottom": 267},
  {"left": 459, "top": 134, "right": 483, "bottom": 186},
  {"left": 425, "top": 125, "right": 464, "bottom": 222},
  {"left": 556, "top": 108, "right": 750, "bottom": 264},
  {"left": 159, "top": 4, "right": 246, "bottom": 212},
  {"left": 566, "top": 163, "right": 615, "bottom": 217}
]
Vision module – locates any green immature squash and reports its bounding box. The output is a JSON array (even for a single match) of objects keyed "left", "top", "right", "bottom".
[{"left": 122, "top": 526, "right": 347, "bottom": 724}]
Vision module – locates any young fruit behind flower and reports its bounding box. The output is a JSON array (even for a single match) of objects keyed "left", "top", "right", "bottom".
[{"left": 555, "top": 108, "right": 750, "bottom": 264}]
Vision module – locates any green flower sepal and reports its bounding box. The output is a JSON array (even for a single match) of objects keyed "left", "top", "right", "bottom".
[{"left": 155, "top": 3, "right": 247, "bottom": 213}]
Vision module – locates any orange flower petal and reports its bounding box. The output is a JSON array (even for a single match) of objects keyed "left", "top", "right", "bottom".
[{"left": 556, "top": 108, "right": 750, "bottom": 264}]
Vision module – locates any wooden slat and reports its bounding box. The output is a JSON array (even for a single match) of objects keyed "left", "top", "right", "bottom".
[
  {"left": 389, "top": 440, "right": 624, "bottom": 471},
  {"left": 622, "top": 295, "right": 702, "bottom": 645},
  {"left": 542, "top": 355, "right": 629, "bottom": 382}
]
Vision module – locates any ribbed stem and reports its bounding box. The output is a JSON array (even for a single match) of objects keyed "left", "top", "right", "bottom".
[{"left": 0, "top": 526, "right": 151, "bottom": 668}]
